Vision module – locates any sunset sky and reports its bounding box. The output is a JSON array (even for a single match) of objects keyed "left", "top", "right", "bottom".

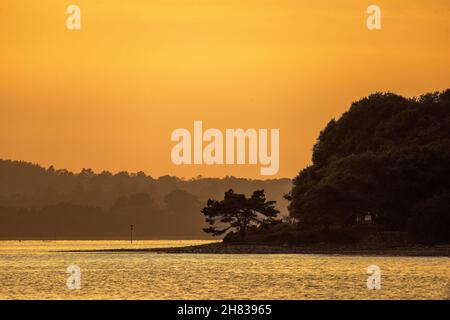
[{"left": 1, "top": 0, "right": 449, "bottom": 179}]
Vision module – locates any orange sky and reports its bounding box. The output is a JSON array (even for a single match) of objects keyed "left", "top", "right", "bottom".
[{"left": 0, "top": 0, "right": 449, "bottom": 179}]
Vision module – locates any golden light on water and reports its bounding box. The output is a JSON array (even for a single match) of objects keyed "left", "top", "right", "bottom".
[{"left": 0, "top": 240, "right": 448, "bottom": 299}]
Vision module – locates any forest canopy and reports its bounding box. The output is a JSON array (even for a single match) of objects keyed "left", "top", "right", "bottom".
[{"left": 286, "top": 90, "right": 450, "bottom": 244}]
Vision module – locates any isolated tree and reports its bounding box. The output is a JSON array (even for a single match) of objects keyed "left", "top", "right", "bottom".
[{"left": 202, "top": 189, "right": 280, "bottom": 240}]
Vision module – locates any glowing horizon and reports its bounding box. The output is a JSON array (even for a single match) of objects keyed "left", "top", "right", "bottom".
[{"left": 1, "top": 0, "right": 449, "bottom": 179}]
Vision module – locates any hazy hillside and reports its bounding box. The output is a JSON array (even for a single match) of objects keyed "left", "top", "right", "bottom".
[{"left": 0, "top": 159, "right": 291, "bottom": 239}]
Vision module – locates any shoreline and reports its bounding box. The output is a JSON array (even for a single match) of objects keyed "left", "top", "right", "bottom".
[{"left": 57, "top": 242, "right": 450, "bottom": 257}]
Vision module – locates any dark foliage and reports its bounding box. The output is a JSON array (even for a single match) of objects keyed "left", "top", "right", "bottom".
[
  {"left": 407, "top": 193, "right": 450, "bottom": 244},
  {"left": 202, "top": 189, "right": 280, "bottom": 240},
  {"left": 0, "top": 159, "right": 289, "bottom": 239},
  {"left": 286, "top": 90, "right": 450, "bottom": 244}
]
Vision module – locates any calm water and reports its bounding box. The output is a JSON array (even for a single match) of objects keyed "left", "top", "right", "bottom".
[{"left": 0, "top": 240, "right": 448, "bottom": 299}]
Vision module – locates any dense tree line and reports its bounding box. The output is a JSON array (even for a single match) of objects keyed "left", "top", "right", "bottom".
[
  {"left": 286, "top": 90, "right": 450, "bottom": 244},
  {"left": 0, "top": 190, "right": 200, "bottom": 239},
  {"left": 0, "top": 159, "right": 289, "bottom": 239}
]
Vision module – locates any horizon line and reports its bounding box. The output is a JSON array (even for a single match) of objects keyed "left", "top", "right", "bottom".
[{"left": 0, "top": 157, "right": 292, "bottom": 181}]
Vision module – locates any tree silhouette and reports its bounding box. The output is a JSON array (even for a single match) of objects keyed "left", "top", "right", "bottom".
[
  {"left": 202, "top": 189, "right": 280, "bottom": 240},
  {"left": 286, "top": 89, "right": 450, "bottom": 244}
]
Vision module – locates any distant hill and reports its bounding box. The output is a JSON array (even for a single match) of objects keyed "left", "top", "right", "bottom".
[{"left": 0, "top": 159, "right": 291, "bottom": 239}]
